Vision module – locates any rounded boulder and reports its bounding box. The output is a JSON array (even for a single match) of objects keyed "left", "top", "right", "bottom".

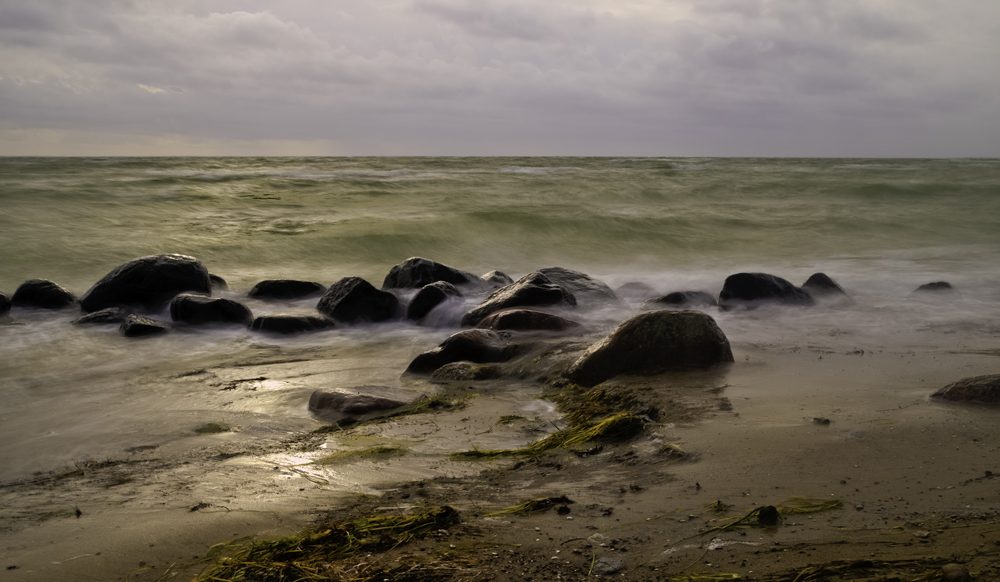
[{"left": 80, "top": 254, "right": 211, "bottom": 313}]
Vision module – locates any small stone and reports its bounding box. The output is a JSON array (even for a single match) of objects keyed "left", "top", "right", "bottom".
[
  {"left": 940, "top": 563, "right": 971, "bottom": 582},
  {"left": 592, "top": 557, "right": 626, "bottom": 576}
]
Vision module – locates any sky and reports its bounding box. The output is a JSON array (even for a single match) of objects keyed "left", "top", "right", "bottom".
[{"left": 1, "top": 0, "right": 998, "bottom": 157}]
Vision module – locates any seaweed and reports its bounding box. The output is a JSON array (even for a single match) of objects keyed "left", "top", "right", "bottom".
[
  {"left": 313, "top": 446, "right": 405, "bottom": 466},
  {"left": 484, "top": 496, "right": 574, "bottom": 517}
]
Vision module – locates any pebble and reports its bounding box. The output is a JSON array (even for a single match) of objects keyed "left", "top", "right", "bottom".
[{"left": 941, "top": 563, "right": 971, "bottom": 582}]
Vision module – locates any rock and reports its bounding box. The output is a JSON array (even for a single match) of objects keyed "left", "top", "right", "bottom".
[
  {"left": 308, "top": 389, "right": 408, "bottom": 419},
  {"left": 11, "top": 279, "right": 77, "bottom": 309},
  {"left": 407, "top": 281, "right": 462, "bottom": 321},
  {"left": 940, "top": 563, "right": 971, "bottom": 582},
  {"left": 382, "top": 257, "right": 486, "bottom": 291},
  {"left": 932, "top": 374, "right": 1000, "bottom": 404},
  {"left": 641, "top": 291, "right": 717, "bottom": 310},
  {"left": 718, "top": 272, "right": 814, "bottom": 310},
  {"left": 565, "top": 310, "right": 734, "bottom": 388},
  {"left": 460, "top": 272, "right": 576, "bottom": 327},
  {"left": 120, "top": 314, "right": 169, "bottom": 337},
  {"left": 406, "top": 329, "right": 506, "bottom": 374},
  {"left": 317, "top": 277, "right": 399, "bottom": 324},
  {"left": 481, "top": 270, "right": 514, "bottom": 288},
  {"left": 616, "top": 281, "right": 657, "bottom": 301},
  {"left": 73, "top": 307, "right": 129, "bottom": 325},
  {"left": 592, "top": 556, "right": 625, "bottom": 576},
  {"left": 248, "top": 315, "right": 335, "bottom": 334},
  {"left": 209, "top": 274, "right": 228, "bottom": 290},
  {"left": 801, "top": 273, "right": 855, "bottom": 305},
  {"left": 909, "top": 281, "right": 959, "bottom": 299},
  {"left": 170, "top": 294, "right": 254, "bottom": 326},
  {"left": 248, "top": 280, "right": 326, "bottom": 301},
  {"left": 757, "top": 505, "right": 780, "bottom": 525},
  {"left": 0, "top": 292, "right": 11, "bottom": 315},
  {"left": 475, "top": 308, "right": 581, "bottom": 333},
  {"left": 80, "top": 254, "right": 211, "bottom": 312},
  {"left": 536, "top": 267, "right": 628, "bottom": 309},
  {"left": 430, "top": 361, "right": 500, "bottom": 381}
]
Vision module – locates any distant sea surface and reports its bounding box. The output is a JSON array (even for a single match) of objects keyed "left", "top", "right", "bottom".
[{"left": 2, "top": 157, "right": 999, "bottom": 480}]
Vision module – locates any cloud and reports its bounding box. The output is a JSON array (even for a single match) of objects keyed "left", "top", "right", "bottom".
[{"left": 137, "top": 84, "right": 165, "bottom": 93}]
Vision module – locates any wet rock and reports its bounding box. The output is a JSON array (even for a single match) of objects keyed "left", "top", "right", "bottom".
[
  {"left": 430, "top": 361, "right": 500, "bottom": 381},
  {"left": 592, "top": 557, "right": 625, "bottom": 576},
  {"left": 718, "top": 272, "right": 814, "bottom": 310},
  {"left": 641, "top": 291, "right": 717, "bottom": 310},
  {"left": 382, "top": 257, "right": 486, "bottom": 291},
  {"left": 565, "top": 310, "right": 734, "bottom": 388},
  {"left": 481, "top": 270, "right": 514, "bottom": 288},
  {"left": 407, "top": 281, "right": 462, "bottom": 322},
  {"left": 757, "top": 505, "right": 780, "bottom": 525},
  {"left": 406, "top": 329, "right": 506, "bottom": 374},
  {"left": 248, "top": 279, "right": 326, "bottom": 301},
  {"left": 940, "top": 563, "right": 971, "bottom": 582},
  {"left": 909, "top": 281, "right": 959, "bottom": 299},
  {"left": 932, "top": 374, "right": 1000, "bottom": 404},
  {"left": 0, "top": 292, "right": 10, "bottom": 315},
  {"left": 460, "top": 272, "right": 576, "bottom": 326},
  {"left": 208, "top": 274, "right": 228, "bottom": 290},
  {"left": 615, "top": 281, "right": 657, "bottom": 301},
  {"left": 170, "top": 294, "right": 254, "bottom": 326},
  {"left": 475, "top": 308, "right": 581, "bottom": 333},
  {"left": 802, "top": 273, "right": 855, "bottom": 306},
  {"left": 74, "top": 307, "right": 129, "bottom": 325},
  {"left": 536, "top": 267, "right": 628, "bottom": 310},
  {"left": 11, "top": 279, "right": 77, "bottom": 309},
  {"left": 248, "top": 315, "right": 335, "bottom": 334},
  {"left": 308, "top": 389, "right": 408, "bottom": 419},
  {"left": 80, "top": 254, "right": 211, "bottom": 312},
  {"left": 120, "top": 314, "right": 169, "bottom": 337},
  {"left": 317, "top": 277, "right": 399, "bottom": 324}
]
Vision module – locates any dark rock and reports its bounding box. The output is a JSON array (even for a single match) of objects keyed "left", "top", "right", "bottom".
[
  {"left": 802, "top": 273, "right": 855, "bottom": 306},
  {"left": 74, "top": 307, "right": 129, "bottom": 325},
  {"left": 940, "top": 563, "right": 971, "bottom": 582},
  {"left": 382, "top": 257, "right": 486, "bottom": 291},
  {"left": 120, "top": 314, "right": 169, "bottom": 337},
  {"left": 460, "top": 272, "right": 576, "bottom": 327},
  {"left": 317, "top": 277, "right": 399, "bottom": 324},
  {"left": 170, "top": 294, "right": 253, "bottom": 326},
  {"left": 536, "top": 267, "right": 628, "bottom": 309},
  {"left": 592, "top": 557, "right": 626, "bottom": 576},
  {"left": 406, "top": 329, "right": 506, "bottom": 374},
  {"left": 308, "top": 389, "right": 408, "bottom": 419},
  {"left": 80, "top": 254, "right": 211, "bottom": 313},
  {"left": 932, "top": 374, "right": 1000, "bottom": 404},
  {"left": 208, "top": 274, "right": 228, "bottom": 290},
  {"left": 641, "top": 291, "right": 717, "bottom": 310},
  {"left": 481, "top": 270, "right": 514, "bottom": 288},
  {"left": 248, "top": 279, "right": 326, "bottom": 301},
  {"left": 565, "top": 310, "right": 734, "bottom": 387},
  {"left": 0, "top": 292, "right": 12, "bottom": 315},
  {"left": 718, "top": 273, "right": 814, "bottom": 310},
  {"left": 249, "top": 315, "right": 335, "bottom": 335},
  {"left": 430, "top": 361, "right": 500, "bottom": 381},
  {"left": 407, "top": 281, "right": 462, "bottom": 321},
  {"left": 11, "top": 279, "right": 77, "bottom": 309},
  {"left": 616, "top": 281, "right": 657, "bottom": 301},
  {"left": 475, "top": 308, "right": 581, "bottom": 333},
  {"left": 909, "top": 281, "right": 959, "bottom": 299},
  {"left": 757, "top": 505, "right": 780, "bottom": 525}
]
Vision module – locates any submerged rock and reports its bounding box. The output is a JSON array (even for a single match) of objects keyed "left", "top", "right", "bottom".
[
  {"left": 170, "top": 294, "right": 254, "bottom": 326},
  {"left": 718, "top": 272, "right": 814, "bottom": 310},
  {"left": 317, "top": 277, "right": 399, "bottom": 324},
  {"left": 430, "top": 361, "right": 500, "bottom": 381},
  {"left": 932, "top": 374, "right": 1000, "bottom": 404},
  {"left": 382, "top": 257, "right": 486, "bottom": 291},
  {"left": 406, "top": 329, "right": 506, "bottom": 374},
  {"left": 641, "top": 291, "right": 717, "bottom": 310},
  {"left": 120, "top": 314, "right": 169, "bottom": 337},
  {"left": 565, "top": 310, "right": 734, "bottom": 388},
  {"left": 909, "top": 281, "right": 959, "bottom": 299},
  {"left": 74, "top": 307, "right": 129, "bottom": 325},
  {"left": 11, "top": 279, "right": 77, "bottom": 309},
  {"left": 461, "top": 272, "right": 576, "bottom": 326},
  {"left": 248, "top": 315, "right": 335, "bottom": 334},
  {"left": 801, "top": 273, "right": 855, "bottom": 306},
  {"left": 248, "top": 279, "right": 326, "bottom": 301},
  {"left": 407, "top": 281, "right": 462, "bottom": 322},
  {"left": 475, "top": 308, "right": 581, "bottom": 333},
  {"left": 0, "top": 292, "right": 11, "bottom": 315},
  {"left": 481, "top": 270, "right": 514, "bottom": 288},
  {"left": 80, "top": 254, "right": 211, "bottom": 312},
  {"left": 536, "top": 267, "right": 628, "bottom": 310},
  {"left": 308, "top": 389, "right": 408, "bottom": 419}
]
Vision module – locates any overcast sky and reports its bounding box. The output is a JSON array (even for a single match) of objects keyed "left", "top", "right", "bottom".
[{"left": 1, "top": 0, "right": 998, "bottom": 156}]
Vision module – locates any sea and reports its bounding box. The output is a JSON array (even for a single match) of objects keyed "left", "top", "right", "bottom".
[{"left": 2, "top": 157, "right": 999, "bottom": 483}]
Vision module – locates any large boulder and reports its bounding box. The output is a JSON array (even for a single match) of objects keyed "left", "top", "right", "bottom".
[
  {"left": 80, "top": 254, "right": 211, "bottom": 313},
  {"left": 248, "top": 280, "right": 326, "bottom": 301},
  {"left": 932, "top": 374, "right": 1000, "bottom": 404},
  {"left": 407, "top": 281, "right": 462, "bottom": 322},
  {"left": 249, "top": 315, "right": 335, "bottom": 334},
  {"left": 475, "top": 308, "right": 581, "bottom": 333},
  {"left": 565, "top": 310, "right": 734, "bottom": 387},
  {"left": 11, "top": 279, "right": 77, "bottom": 309},
  {"left": 120, "top": 314, "right": 169, "bottom": 337},
  {"left": 641, "top": 291, "right": 717, "bottom": 310},
  {"left": 0, "top": 292, "right": 11, "bottom": 315},
  {"left": 536, "top": 267, "right": 628, "bottom": 310},
  {"left": 801, "top": 273, "right": 854, "bottom": 306},
  {"left": 170, "top": 294, "right": 254, "bottom": 326},
  {"left": 74, "top": 307, "right": 129, "bottom": 325},
  {"left": 317, "top": 277, "right": 399, "bottom": 324},
  {"left": 406, "top": 329, "right": 506, "bottom": 374},
  {"left": 718, "top": 273, "right": 814, "bottom": 310},
  {"left": 308, "top": 389, "right": 408, "bottom": 420},
  {"left": 383, "top": 257, "right": 487, "bottom": 291},
  {"left": 460, "top": 272, "right": 576, "bottom": 327}
]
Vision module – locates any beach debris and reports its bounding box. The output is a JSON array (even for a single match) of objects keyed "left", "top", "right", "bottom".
[
  {"left": 11, "top": 278, "right": 78, "bottom": 309},
  {"left": 247, "top": 279, "right": 326, "bottom": 300},
  {"left": 718, "top": 272, "right": 814, "bottom": 310},
  {"left": 405, "top": 329, "right": 506, "bottom": 374},
  {"left": 461, "top": 271, "right": 577, "bottom": 326},
  {"left": 317, "top": 276, "right": 399, "bottom": 324},
  {"left": 932, "top": 373, "right": 1000, "bottom": 404},
  {"left": 812, "top": 417, "right": 831, "bottom": 425},
  {"left": 248, "top": 314, "right": 335, "bottom": 334},
  {"left": 565, "top": 310, "right": 734, "bottom": 388},
  {"left": 696, "top": 498, "right": 843, "bottom": 536},
  {"left": 485, "top": 496, "right": 574, "bottom": 517},
  {"left": 119, "top": 314, "right": 169, "bottom": 337},
  {"left": 80, "top": 254, "right": 211, "bottom": 312},
  {"left": 170, "top": 294, "right": 253, "bottom": 326},
  {"left": 74, "top": 506, "right": 82, "bottom": 519}
]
